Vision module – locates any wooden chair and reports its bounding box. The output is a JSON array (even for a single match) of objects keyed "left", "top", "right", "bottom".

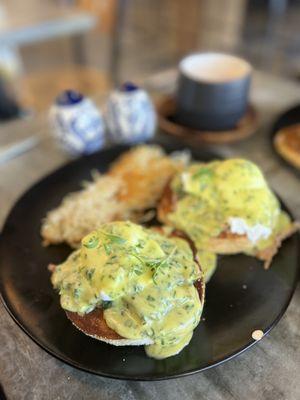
[
  {"left": 20, "top": 0, "right": 127, "bottom": 112},
  {"left": 76, "top": 0, "right": 127, "bottom": 84}
]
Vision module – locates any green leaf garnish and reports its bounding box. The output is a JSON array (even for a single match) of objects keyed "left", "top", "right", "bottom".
[
  {"left": 128, "top": 245, "right": 177, "bottom": 284},
  {"left": 84, "top": 236, "right": 99, "bottom": 249},
  {"left": 73, "top": 288, "right": 81, "bottom": 298},
  {"left": 150, "top": 246, "right": 177, "bottom": 284},
  {"left": 132, "top": 265, "right": 144, "bottom": 276},
  {"left": 102, "top": 301, "right": 112, "bottom": 309},
  {"left": 85, "top": 268, "right": 95, "bottom": 280},
  {"left": 99, "top": 231, "right": 127, "bottom": 245},
  {"left": 192, "top": 168, "right": 213, "bottom": 180},
  {"left": 103, "top": 243, "right": 112, "bottom": 255}
]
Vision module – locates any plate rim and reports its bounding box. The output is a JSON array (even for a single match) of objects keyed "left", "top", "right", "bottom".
[
  {"left": 270, "top": 103, "right": 300, "bottom": 177},
  {"left": 1, "top": 278, "right": 298, "bottom": 381},
  {"left": 0, "top": 143, "right": 299, "bottom": 381}
]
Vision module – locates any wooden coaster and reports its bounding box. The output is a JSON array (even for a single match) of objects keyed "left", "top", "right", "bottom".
[{"left": 156, "top": 95, "right": 258, "bottom": 145}]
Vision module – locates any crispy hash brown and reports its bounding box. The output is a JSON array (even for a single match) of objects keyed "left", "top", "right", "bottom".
[
  {"left": 41, "top": 175, "right": 126, "bottom": 247},
  {"left": 41, "top": 145, "right": 189, "bottom": 247},
  {"left": 109, "top": 145, "right": 188, "bottom": 210}
]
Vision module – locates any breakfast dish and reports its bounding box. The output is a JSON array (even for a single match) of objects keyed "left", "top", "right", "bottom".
[
  {"left": 274, "top": 124, "right": 300, "bottom": 170},
  {"left": 49, "top": 221, "right": 205, "bottom": 359},
  {"left": 41, "top": 145, "right": 189, "bottom": 247},
  {"left": 0, "top": 143, "right": 298, "bottom": 378},
  {"left": 158, "top": 158, "right": 298, "bottom": 268},
  {"left": 44, "top": 149, "right": 298, "bottom": 360}
]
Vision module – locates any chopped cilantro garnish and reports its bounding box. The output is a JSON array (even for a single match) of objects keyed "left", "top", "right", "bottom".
[
  {"left": 99, "top": 230, "right": 127, "bottom": 245},
  {"left": 85, "top": 268, "right": 95, "bottom": 280},
  {"left": 83, "top": 235, "right": 99, "bottom": 249},
  {"left": 192, "top": 168, "right": 213, "bottom": 180},
  {"left": 147, "top": 295, "right": 155, "bottom": 302},
  {"left": 102, "top": 301, "right": 112, "bottom": 309}
]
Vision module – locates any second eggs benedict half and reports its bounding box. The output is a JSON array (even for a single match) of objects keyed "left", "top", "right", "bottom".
[
  {"left": 50, "top": 221, "right": 204, "bottom": 359},
  {"left": 158, "top": 159, "right": 298, "bottom": 268}
]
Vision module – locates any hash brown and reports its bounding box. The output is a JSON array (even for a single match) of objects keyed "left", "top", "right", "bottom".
[{"left": 41, "top": 145, "right": 189, "bottom": 247}]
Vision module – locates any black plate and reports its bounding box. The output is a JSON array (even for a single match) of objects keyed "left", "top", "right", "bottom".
[
  {"left": 0, "top": 143, "right": 299, "bottom": 380},
  {"left": 271, "top": 104, "right": 300, "bottom": 176}
]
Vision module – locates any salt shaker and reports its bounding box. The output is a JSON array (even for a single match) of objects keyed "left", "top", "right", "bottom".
[
  {"left": 49, "top": 90, "right": 105, "bottom": 155},
  {"left": 105, "top": 82, "right": 156, "bottom": 144}
]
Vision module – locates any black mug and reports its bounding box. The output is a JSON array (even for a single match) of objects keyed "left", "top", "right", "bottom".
[{"left": 176, "top": 53, "right": 252, "bottom": 131}]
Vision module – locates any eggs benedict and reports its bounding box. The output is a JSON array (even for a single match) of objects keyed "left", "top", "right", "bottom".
[
  {"left": 158, "top": 159, "right": 298, "bottom": 268},
  {"left": 50, "top": 221, "right": 204, "bottom": 359}
]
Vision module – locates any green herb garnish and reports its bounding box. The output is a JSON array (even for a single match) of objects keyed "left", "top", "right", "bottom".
[
  {"left": 73, "top": 288, "right": 81, "bottom": 298},
  {"left": 130, "top": 252, "right": 147, "bottom": 265},
  {"left": 85, "top": 268, "right": 95, "bottom": 280},
  {"left": 128, "top": 245, "right": 177, "bottom": 284},
  {"left": 102, "top": 301, "right": 112, "bottom": 309},
  {"left": 103, "top": 243, "right": 112, "bottom": 255},
  {"left": 149, "top": 246, "right": 177, "bottom": 284},
  {"left": 99, "top": 230, "right": 127, "bottom": 245},
  {"left": 132, "top": 265, "right": 143, "bottom": 276},
  {"left": 133, "top": 284, "right": 143, "bottom": 294},
  {"left": 83, "top": 235, "right": 99, "bottom": 249},
  {"left": 192, "top": 168, "right": 213, "bottom": 180}
]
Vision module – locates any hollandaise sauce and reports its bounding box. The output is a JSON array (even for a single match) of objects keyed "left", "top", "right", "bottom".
[
  {"left": 51, "top": 221, "right": 203, "bottom": 359},
  {"left": 168, "top": 159, "right": 291, "bottom": 254}
]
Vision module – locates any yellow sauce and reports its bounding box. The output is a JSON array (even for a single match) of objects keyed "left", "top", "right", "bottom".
[
  {"left": 51, "top": 221, "right": 203, "bottom": 359},
  {"left": 156, "top": 225, "right": 217, "bottom": 283},
  {"left": 197, "top": 251, "right": 217, "bottom": 282},
  {"left": 169, "top": 159, "right": 291, "bottom": 255}
]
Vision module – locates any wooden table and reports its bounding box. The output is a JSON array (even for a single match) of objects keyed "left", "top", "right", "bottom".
[{"left": 1, "top": 70, "right": 300, "bottom": 399}]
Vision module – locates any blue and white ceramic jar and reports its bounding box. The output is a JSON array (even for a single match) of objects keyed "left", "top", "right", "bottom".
[
  {"left": 49, "top": 90, "right": 105, "bottom": 155},
  {"left": 105, "top": 82, "right": 157, "bottom": 144}
]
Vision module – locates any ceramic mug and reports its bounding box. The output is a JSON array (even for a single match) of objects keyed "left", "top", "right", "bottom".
[{"left": 176, "top": 52, "right": 252, "bottom": 131}]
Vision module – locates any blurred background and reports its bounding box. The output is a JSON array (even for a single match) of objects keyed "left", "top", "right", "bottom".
[{"left": 0, "top": 0, "right": 299, "bottom": 120}]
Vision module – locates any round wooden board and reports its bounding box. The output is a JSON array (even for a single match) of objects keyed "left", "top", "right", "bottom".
[{"left": 156, "top": 95, "right": 259, "bottom": 145}]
